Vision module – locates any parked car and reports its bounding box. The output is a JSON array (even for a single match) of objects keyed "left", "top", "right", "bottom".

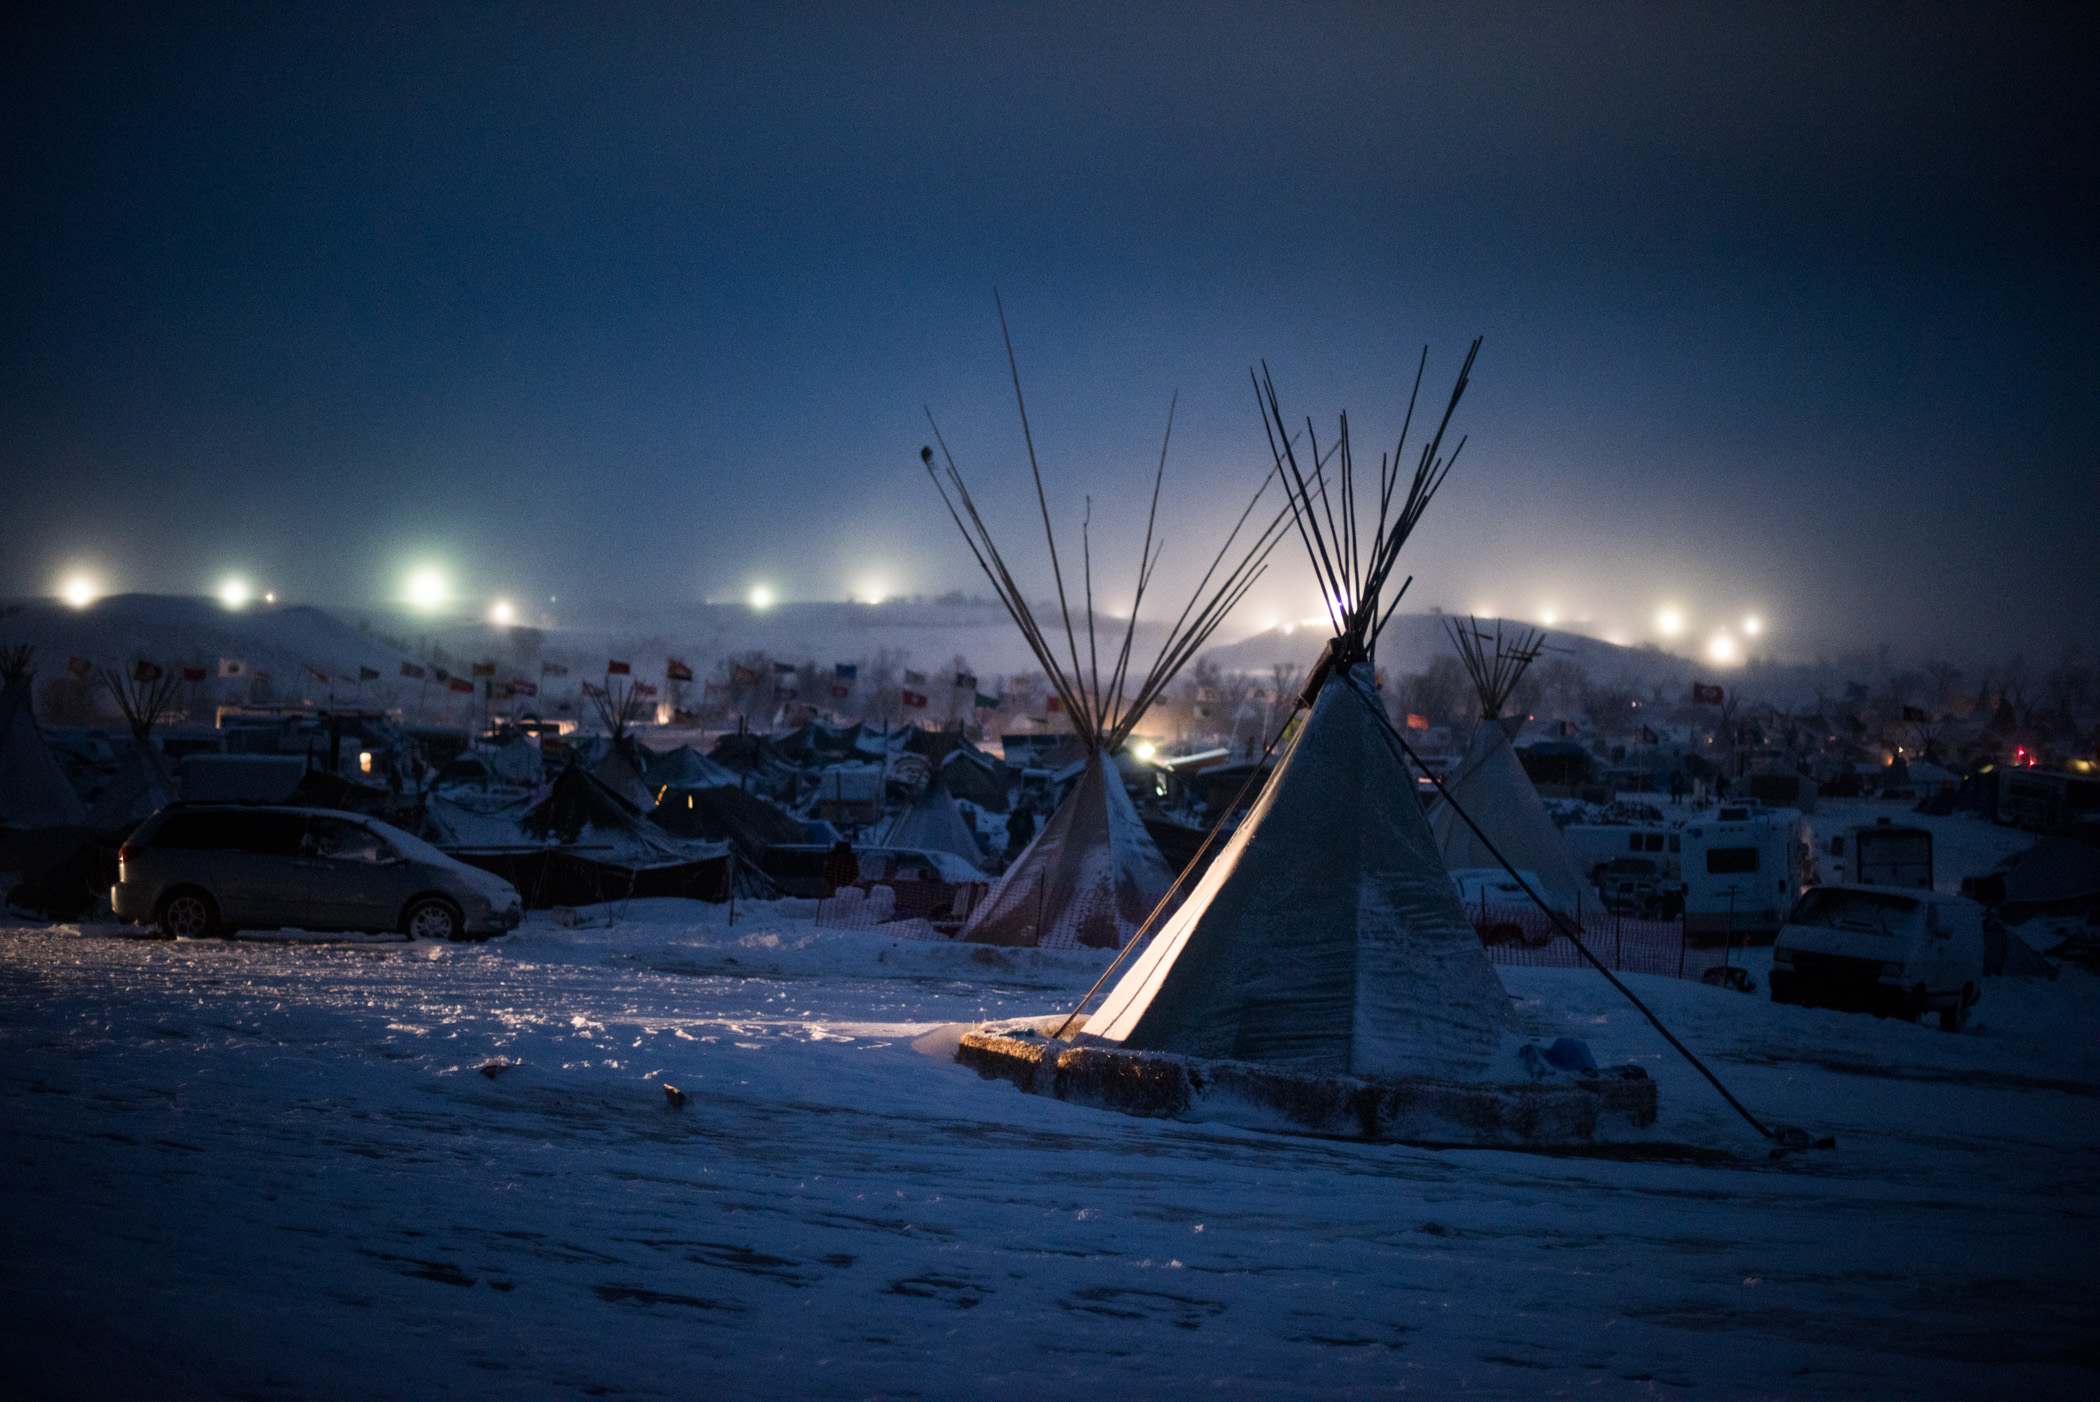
[
  {"left": 1767, "top": 884, "right": 1984, "bottom": 1030},
  {"left": 113, "top": 805, "right": 523, "bottom": 941}
]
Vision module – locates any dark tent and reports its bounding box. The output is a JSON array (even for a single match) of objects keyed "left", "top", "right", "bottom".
[{"left": 650, "top": 783, "right": 809, "bottom": 858}]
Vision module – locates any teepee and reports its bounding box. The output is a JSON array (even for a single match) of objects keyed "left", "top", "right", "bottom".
[
  {"left": 921, "top": 302, "right": 1294, "bottom": 949},
  {"left": 1427, "top": 618, "right": 1589, "bottom": 914},
  {"left": 0, "top": 670, "right": 88, "bottom": 831},
  {"left": 883, "top": 768, "right": 990, "bottom": 876},
  {"left": 1079, "top": 342, "right": 1514, "bottom": 1080}
]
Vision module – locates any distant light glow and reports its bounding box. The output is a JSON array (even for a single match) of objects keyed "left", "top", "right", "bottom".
[
  {"left": 1743, "top": 615, "right": 1762, "bottom": 636},
  {"left": 263, "top": 592, "right": 276, "bottom": 604},
  {"left": 219, "top": 578, "right": 250, "bottom": 610},
  {"left": 1540, "top": 608, "right": 1558, "bottom": 626},
  {"left": 60, "top": 574, "right": 97, "bottom": 608},
  {"left": 1707, "top": 633, "right": 1739, "bottom": 664},
  {"left": 749, "top": 584, "right": 774, "bottom": 610},
  {"left": 406, "top": 568, "right": 448, "bottom": 611},
  {"left": 1134, "top": 742, "right": 1157, "bottom": 761},
  {"left": 856, "top": 581, "right": 886, "bottom": 605},
  {"left": 1656, "top": 607, "right": 1685, "bottom": 637},
  {"left": 490, "top": 599, "right": 515, "bottom": 626}
]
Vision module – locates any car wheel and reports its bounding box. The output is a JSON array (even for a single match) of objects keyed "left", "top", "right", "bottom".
[
  {"left": 157, "top": 889, "right": 219, "bottom": 940},
  {"left": 404, "top": 898, "right": 466, "bottom": 942}
]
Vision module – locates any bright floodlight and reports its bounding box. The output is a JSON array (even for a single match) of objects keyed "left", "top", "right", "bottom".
[
  {"left": 857, "top": 582, "right": 886, "bottom": 605},
  {"left": 1134, "top": 742, "right": 1157, "bottom": 761},
  {"left": 1708, "top": 634, "right": 1739, "bottom": 663},
  {"left": 1656, "top": 607, "right": 1684, "bottom": 637},
  {"left": 749, "top": 585, "right": 773, "bottom": 609},
  {"left": 406, "top": 568, "right": 447, "bottom": 611},
  {"left": 490, "top": 599, "right": 515, "bottom": 626},
  {"left": 264, "top": 591, "right": 275, "bottom": 604},
  {"left": 1540, "top": 608, "right": 1557, "bottom": 626},
  {"left": 219, "top": 578, "right": 250, "bottom": 609},
  {"left": 60, "top": 575, "right": 96, "bottom": 608},
  {"left": 1743, "top": 615, "right": 1762, "bottom": 635}
]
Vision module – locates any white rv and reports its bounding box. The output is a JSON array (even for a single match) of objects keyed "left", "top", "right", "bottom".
[{"left": 1679, "top": 804, "right": 1812, "bottom": 942}]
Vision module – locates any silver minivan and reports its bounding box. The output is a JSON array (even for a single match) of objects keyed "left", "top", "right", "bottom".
[
  {"left": 1768, "top": 884, "right": 1984, "bottom": 1030},
  {"left": 113, "top": 805, "right": 523, "bottom": 941}
]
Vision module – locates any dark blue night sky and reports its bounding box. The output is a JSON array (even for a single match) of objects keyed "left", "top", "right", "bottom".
[{"left": 4, "top": 2, "right": 2093, "bottom": 661}]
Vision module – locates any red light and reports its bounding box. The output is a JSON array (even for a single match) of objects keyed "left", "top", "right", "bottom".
[{"left": 118, "top": 843, "right": 137, "bottom": 865}]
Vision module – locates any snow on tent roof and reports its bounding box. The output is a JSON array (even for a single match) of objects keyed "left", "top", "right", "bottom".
[
  {"left": 521, "top": 765, "right": 685, "bottom": 862},
  {"left": 0, "top": 678, "right": 89, "bottom": 830},
  {"left": 1429, "top": 716, "right": 1589, "bottom": 914},
  {"left": 590, "top": 737, "right": 655, "bottom": 811},
  {"left": 643, "top": 744, "right": 739, "bottom": 793},
  {"left": 960, "top": 750, "right": 1171, "bottom": 949},
  {"left": 1083, "top": 666, "right": 1510, "bottom": 1080},
  {"left": 648, "top": 783, "right": 808, "bottom": 855},
  {"left": 84, "top": 738, "right": 177, "bottom": 833},
  {"left": 941, "top": 749, "right": 1014, "bottom": 814},
  {"left": 883, "top": 772, "right": 988, "bottom": 876}
]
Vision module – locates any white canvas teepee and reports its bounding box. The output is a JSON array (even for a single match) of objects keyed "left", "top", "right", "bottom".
[
  {"left": 923, "top": 300, "right": 1292, "bottom": 949},
  {"left": 1428, "top": 619, "right": 1589, "bottom": 915},
  {"left": 1076, "top": 340, "right": 1514, "bottom": 1077},
  {"left": 1085, "top": 665, "right": 1509, "bottom": 1077},
  {"left": 0, "top": 678, "right": 88, "bottom": 829},
  {"left": 883, "top": 771, "right": 990, "bottom": 877}
]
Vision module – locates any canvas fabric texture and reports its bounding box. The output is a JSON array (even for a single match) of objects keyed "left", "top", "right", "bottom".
[
  {"left": 1427, "top": 715, "right": 1590, "bottom": 915},
  {"left": 883, "top": 774, "right": 988, "bottom": 875},
  {"left": 0, "top": 679, "right": 89, "bottom": 829},
  {"left": 1085, "top": 666, "right": 1510, "bottom": 1080}
]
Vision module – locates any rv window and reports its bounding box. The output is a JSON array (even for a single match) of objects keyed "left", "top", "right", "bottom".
[
  {"left": 1628, "top": 834, "right": 1643, "bottom": 852},
  {"left": 1705, "top": 847, "right": 1759, "bottom": 875},
  {"left": 1645, "top": 834, "right": 1665, "bottom": 852},
  {"left": 1668, "top": 834, "right": 1680, "bottom": 852}
]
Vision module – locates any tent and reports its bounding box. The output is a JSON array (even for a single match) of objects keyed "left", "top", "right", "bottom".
[
  {"left": 0, "top": 677, "right": 88, "bottom": 830},
  {"left": 83, "top": 739, "right": 177, "bottom": 832},
  {"left": 921, "top": 323, "right": 1292, "bottom": 949},
  {"left": 1074, "top": 339, "right": 1513, "bottom": 1080},
  {"left": 589, "top": 737, "right": 656, "bottom": 811},
  {"left": 650, "top": 782, "right": 809, "bottom": 858},
  {"left": 484, "top": 735, "right": 546, "bottom": 787},
  {"left": 643, "top": 744, "right": 739, "bottom": 795},
  {"left": 883, "top": 771, "right": 990, "bottom": 877},
  {"left": 1083, "top": 665, "right": 1510, "bottom": 1078},
  {"left": 940, "top": 748, "right": 1015, "bottom": 814},
  {"left": 1426, "top": 618, "right": 1589, "bottom": 915}
]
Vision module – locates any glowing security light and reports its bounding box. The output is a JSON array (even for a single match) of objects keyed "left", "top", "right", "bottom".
[
  {"left": 358, "top": 751, "right": 373, "bottom": 774},
  {"left": 1707, "top": 633, "right": 1739, "bottom": 664},
  {"left": 856, "top": 582, "right": 887, "bottom": 605},
  {"left": 406, "top": 568, "right": 447, "bottom": 611},
  {"left": 60, "top": 575, "right": 97, "bottom": 608},
  {"left": 1134, "top": 742, "right": 1157, "bottom": 761},
  {"left": 264, "top": 592, "right": 276, "bottom": 604},
  {"left": 1656, "top": 607, "right": 1685, "bottom": 637},
  {"left": 749, "top": 585, "right": 773, "bottom": 610},
  {"left": 1540, "top": 608, "right": 1558, "bottom": 626},
  {"left": 219, "top": 578, "right": 250, "bottom": 609},
  {"left": 1743, "top": 615, "right": 1762, "bottom": 635},
  {"left": 490, "top": 599, "right": 515, "bottom": 626}
]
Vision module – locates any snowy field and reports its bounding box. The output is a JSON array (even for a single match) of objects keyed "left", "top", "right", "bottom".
[{"left": 4, "top": 872, "right": 2097, "bottom": 1401}]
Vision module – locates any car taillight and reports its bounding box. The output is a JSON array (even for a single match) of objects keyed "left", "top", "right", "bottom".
[{"left": 118, "top": 843, "right": 139, "bottom": 865}]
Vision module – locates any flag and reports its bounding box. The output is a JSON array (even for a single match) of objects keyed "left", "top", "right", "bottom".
[
  {"left": 448, "top": 678, "right": 474, "bottom": 694},
  {"left": 834, "top": 663, "right": 857, "bottom": 681},
  {"left": 903, "top": 669, "right": 927, "bottom": 686},
  {"left": 1692, "top": 682, "right": 1725, "bottom": 705},
  {"left": 666, "top": 658, "right": 693, "bottom": 682},
  {"left": 541, "top": 662, "right": 568, "bottom": 677},
  {"left": 774, "top": 661, "right": 796, "bottom": 675},
  {"left": 307, "top": 665, "right": 329, "bottom": 682},
  {"left": 181, "top": 666, "right": 208, "bottom": 683},
  {"left": 975, "top": 692, "right": 1000, "bottom": 709},
  {"left": 1046, "top": 696, "right": 1063, "bottom": 713},
  {"left": 1902, "top": 705, "right": 1929, "bottom": 723},
  {"left": 633, "top": 681, "right": 658, "bottom": 699},
  {"left": 400, "top": 661, "right": 425, "bottom": 679},
  {"left": 902, "top": 689, "right": 928, "bottom": 708},
  {"left": 67, "top": 656, "right": 93, "bottom": 679},
  {"left": 433, "top": 667, "right": 450, "bottom": 683},
  {"left": 954, "top": 672, "right": 976, "bottom": 691},
  {"left": 607, "top": 660, "right": 631, "bottom": 675},
  {"left": 1405, "top": 713, "right": 1430, "bottom": 730},
  {"left": 217, "top": 658, "right": 244, "bottom": 678},
  {"left": 831, "top": 684, "right": 850, "bottom": 700},
  {"left": 133, "top": 660, "right": 164, "bottom": 682},
  {"left": 731, "top": 665, "right": 760, "bottom": 686},
  {"left": 358, "top": 666, "right": 380, "bottom": 682},
  {"left": 492, "top": 682, "right": 515, "bottom": 700},
  {"left": 581, "top": 680, "right": 607, "bottom": 698},
  {"left": 471, "top": 661, "right": 496, "bottom": 678},
  {"left": 512, "top": 678, "right": 538, "bottom": 698}
]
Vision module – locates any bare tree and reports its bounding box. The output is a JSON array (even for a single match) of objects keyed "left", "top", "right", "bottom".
[{"left": 98, "top": 660, "right": 183, "bottom": 743}]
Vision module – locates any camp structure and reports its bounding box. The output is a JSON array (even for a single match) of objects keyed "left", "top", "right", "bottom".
[
  {"left": 959, "top": 342, "right": 1657, "bottom": 1144},
  {"left": 883, "top": 768, "right": 991, "bottom": 876},
  {"left": 589, "top": 736, "right": 656, "bottom": 811},
  {"left": 1426, "top": 617, "right": 1589, "bottom": 915},
  {"left": 920, "top": 305, "right": 1296, "bottom": 948},
  {"left": 0, "top": 674, "right": 89, "bottom": 831},
  {"left": 643, "top": 744, "right": 739, "bottom": 797}
]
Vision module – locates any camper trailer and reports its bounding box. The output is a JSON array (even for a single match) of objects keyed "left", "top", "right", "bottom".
[
  {"left": 1827, "top": 818, "right": 1933, "bottom": 889},
  {"left": 1679, "top": 805, "right": 1811, "bottom": 942},
  {"left": 1563, "top": 823, "right": 1682, "bottom": 882}
]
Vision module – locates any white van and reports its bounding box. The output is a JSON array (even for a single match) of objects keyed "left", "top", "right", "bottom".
[
  {"left": 1768, "top": 885, "right": 1984, "bottom": 1030},
  {"left": 1680, "top": 806, "right": 1811, "bottom": 941}
]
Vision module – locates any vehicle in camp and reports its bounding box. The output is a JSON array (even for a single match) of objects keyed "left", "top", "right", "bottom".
[
  {"left": 1679, "top": 805, "right": 1811, "bottom": 942},
  {"left": 1768, "top": 884, "right": 1985, "bottom": 1030},
  {"left": 113, "top": 804, "right": 522, "bottom": 941},
  {"left": 1562, "top": 822, "right": 1682, "bottom": 884},
  {"left": 1826, "top": 817, "right": 1933, "bottom": 888},
  {"left": 1592, "top": 856, "right": 1684, "bottom": 919}
]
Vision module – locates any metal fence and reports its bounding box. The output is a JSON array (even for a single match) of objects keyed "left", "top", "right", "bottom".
[{"left": 1470, "top": 900, "right": 1733, "bottom": 981}]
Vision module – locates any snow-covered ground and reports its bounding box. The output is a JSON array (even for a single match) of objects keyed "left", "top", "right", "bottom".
[{"left": 3, "top": 898, "right": 2095, "bottom": 1399}]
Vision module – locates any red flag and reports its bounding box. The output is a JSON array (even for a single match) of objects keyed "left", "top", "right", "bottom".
[
  {"left": 448, "top": 678, "right": 474, "bottom": 694},
  {"left": 901, "top": 689, "right": 928, "bottom": 708},
  {"left": 1046, "top": 696, "right": 1063, "bottom": 714},
  {"left": 607, "top": 660, "right": 631, "bottom": 675},
  {"left": 181, "top": 666, "right": 208, "bottom": 683},
  {"left": 666, "top": 658, "right": 694, "bottom": 682},
  {"left": 1692, "top": 682, "right": 1724, "bottom": 705},
  {"left": 512, "top": 678, "right": 538, "bottom": 698},
  {"left": 830, "top": 684, "right": 849, "bottom": 700},
  {"left": 632, "top": 681, "right": 658, "bottom": 699}
]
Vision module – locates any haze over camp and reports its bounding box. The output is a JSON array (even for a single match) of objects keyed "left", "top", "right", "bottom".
[{"left": 3, "top": 6, "right": 2096, "bottom": 1399}]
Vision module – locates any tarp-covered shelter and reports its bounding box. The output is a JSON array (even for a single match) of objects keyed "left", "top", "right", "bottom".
[
  {"left": 883, "top": 772, "right": 990, "bottom": 876},
  {"left": 643, "top": 744, "right": 739, "bottom": 795},
  {"left": 649, "top": 782, "right": 808, "bottom": 859},
  {"left": 0, "top": 677, "right": 88, "bottom": 830},
  {"left": 1082, "top": 666, "right": 1510, "bottom": 1078},
  {"left": 940, "top": 748, "right": 1014, "bottom": 814}
]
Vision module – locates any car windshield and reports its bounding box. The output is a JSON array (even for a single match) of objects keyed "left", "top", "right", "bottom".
[
  {"left": 364, "top": 817, "right": 454, "bottom": 866},
  {"left": 1790, "top": 888, "right": 1920, "bottom": 935}
]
